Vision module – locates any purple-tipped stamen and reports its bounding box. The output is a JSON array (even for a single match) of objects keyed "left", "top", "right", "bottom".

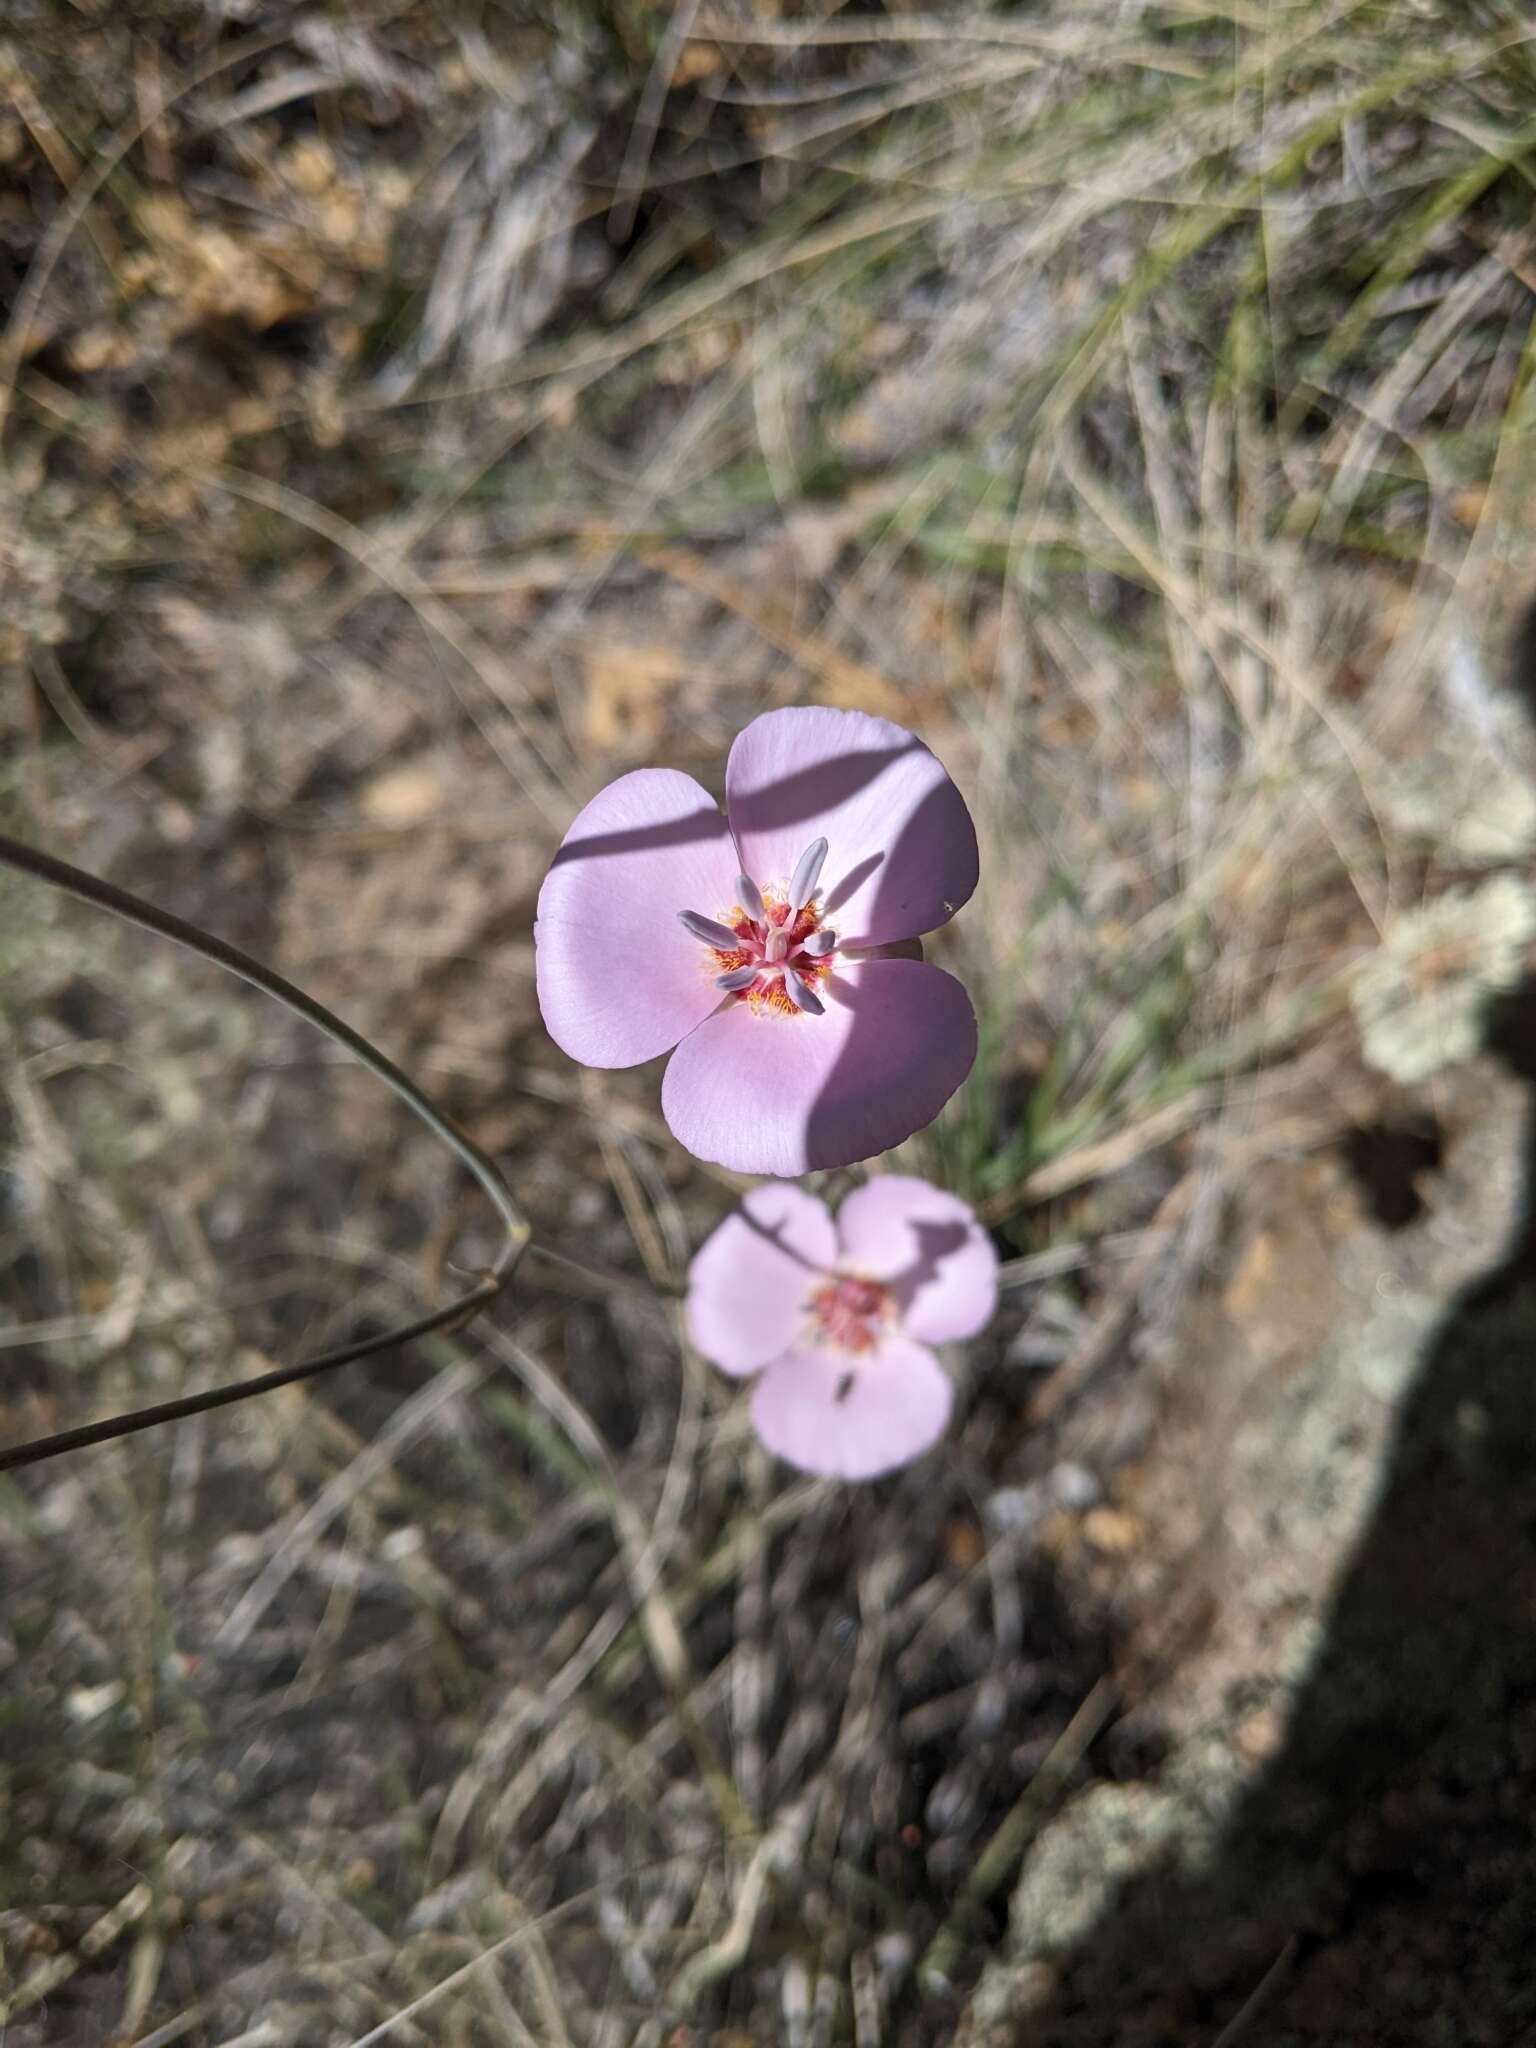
[
  {"left": 716, "top": 964, "right": 758, "bottom": 991},
  {"left": 679, "top": 909, "right": 747, "bottom": 950},
  {"left": 788, "top": 837, "right": 829, "bottom": 912},
  {"left": 736, "top": 873, "right": 765, "bottom": 922},
  {"left": 801, "top": 928, "right": 837, "bottom": 957},
  {"left": 783, "top": 967, "right": 825, "bottom": 1016}
]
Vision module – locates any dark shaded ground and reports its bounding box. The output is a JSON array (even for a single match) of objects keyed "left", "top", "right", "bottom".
[
  {"left": 1002, "top": 1000, "right": 1536, "bottom": 2046},
  {"left": 982, "top": 616, "right": 1536, "bottom": 2045}
]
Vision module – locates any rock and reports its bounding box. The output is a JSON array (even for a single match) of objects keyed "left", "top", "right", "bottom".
[{"left": 961, "top": 1046, "right": 1536, "bottom": 2044}]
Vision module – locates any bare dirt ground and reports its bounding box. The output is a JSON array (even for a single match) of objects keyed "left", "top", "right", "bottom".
[{"left": 4, "top": 5, "right": 1536, "bottom": 2043}]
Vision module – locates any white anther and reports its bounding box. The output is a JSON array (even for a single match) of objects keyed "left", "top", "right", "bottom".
[
  {"left": 679, "top": 910, "right": 746, "bottom": 950},
  {"left": 783, "top": 967, "right": 825, "bottom": 1016},
  {"left": 789, "top": 837, "right": 829, "bottom": 912}
]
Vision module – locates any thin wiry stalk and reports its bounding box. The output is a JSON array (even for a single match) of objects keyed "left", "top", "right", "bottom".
[{"left": 0, "top": 831, "right": 529, "bottom": 1473}]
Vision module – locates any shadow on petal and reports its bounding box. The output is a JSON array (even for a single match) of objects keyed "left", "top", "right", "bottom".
[
  {"left": 822, "top": 850, "right": 885, "bottom": 919},
  {"left": 727, "top": 710, "right": 977, "bottom": 946},
  {"left": 805, "top": 959, "right": 976, "bottom": 1169},
  {"left": 730, "top": 735, "right": 926, "bottom": 840},
  {"left": 808, "top": 958, "right": 977, "bottom": 1169},
  {"left": 660, "top": 959, "right": 974, "bottom": 1174},
  {"left": 686, "top": 1183, "right": 836, "bottom": 1374},
  {"left": 738, "top": 1199, "right": 837, "bottom": 1276},
  {"left": 548, "top": 804, "right": 735, "bottom": 869},
  {"left": 861, "top": 776, "right": 980, "bottom": 947},
  {"left": 886, "top": 1218, "right": 971, "bottom": 1309}
]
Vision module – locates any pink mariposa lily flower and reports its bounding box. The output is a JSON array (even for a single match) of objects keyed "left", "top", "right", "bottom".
[
  {"left": 687, "top": 1176, "right": 997, "bottom": 1479},
  {"left": 535, "top": 707, "right": 979, "bottom": 1174}
]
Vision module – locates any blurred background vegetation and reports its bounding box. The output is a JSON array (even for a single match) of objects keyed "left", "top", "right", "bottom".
[{"left": 4, "top": 3, "right": 1536, "bottom": 2042}]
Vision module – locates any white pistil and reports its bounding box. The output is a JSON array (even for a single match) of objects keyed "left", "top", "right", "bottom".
[{"left": 765, "top": 928, "right": 789, "bottom": 964}]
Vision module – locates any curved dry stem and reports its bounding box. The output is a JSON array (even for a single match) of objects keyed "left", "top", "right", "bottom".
[{"left": 0, "top": 831, "right": 529, "bottom": 1474}]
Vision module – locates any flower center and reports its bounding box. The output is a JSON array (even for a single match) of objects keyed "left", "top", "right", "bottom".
[
  {"left": 678, "top": 837, "right": 839, "bottom": 1017},
  {"left": 807, "top": 1272, "right": 891, "bottom": 1354}
]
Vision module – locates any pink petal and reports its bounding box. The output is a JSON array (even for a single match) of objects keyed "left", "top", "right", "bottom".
[
  {"left": 660, "top": 958, "right": 977, "bottom": 1175},
  {"left": 834, "top": 1176, "right": 998, "bottom": 1343},
  {"left": 749, "top": 1334, "right": 952, "bottom": 1480},
  {"left": 725, "top": 707, "right": 979, "bottom": 947},
  {"left": 535, "top": 769, "right": 736, "bottom": 1067},
  {"left": 686, "top": 1184, "right": 837, "bottom": 1377}
]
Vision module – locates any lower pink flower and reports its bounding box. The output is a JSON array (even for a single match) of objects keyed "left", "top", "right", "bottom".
[
  {"left": 534, "top": 706, "right": 978, "bottom": 1175},
  {"left": 686, "top": 1176, "right": 998, "bottom": 1480}
]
